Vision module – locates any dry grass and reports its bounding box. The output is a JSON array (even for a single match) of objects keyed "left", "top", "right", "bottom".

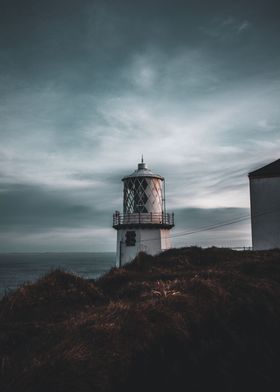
[{"left": 1, "top": 247, "right": 280, "bottom": 392}]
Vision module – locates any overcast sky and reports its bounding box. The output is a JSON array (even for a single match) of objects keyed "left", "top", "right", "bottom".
[{"left": 0, "top": 0, "right": 279, "bottom": 252}]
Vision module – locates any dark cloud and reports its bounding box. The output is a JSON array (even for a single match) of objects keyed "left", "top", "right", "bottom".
[
  {"left": 174, "top": 207, "right": 249, "bottom": 229},
  {"left": 1, "top": 0, "right": 279, "bottom": 91},
  {"left": 0, "top": 183, "right": 106, "bottom": 231}
]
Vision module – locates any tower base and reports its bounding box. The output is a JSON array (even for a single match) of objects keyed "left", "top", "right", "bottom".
[{"left": 116, "top": 228, "right": 171, "bottom": 267}]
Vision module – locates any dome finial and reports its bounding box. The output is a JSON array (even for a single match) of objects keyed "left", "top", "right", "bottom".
[{"left": 138, "top": 155, "right": 147, "bottom": 170}]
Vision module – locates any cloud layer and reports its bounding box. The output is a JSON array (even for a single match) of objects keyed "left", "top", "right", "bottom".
[{"left": 0, "top": 0, "right": 279, "bottom": 251}]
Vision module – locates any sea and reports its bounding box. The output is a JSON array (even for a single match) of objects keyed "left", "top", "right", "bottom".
[{"left": 0, "top": 252, "right": 115, "bottom": 297}]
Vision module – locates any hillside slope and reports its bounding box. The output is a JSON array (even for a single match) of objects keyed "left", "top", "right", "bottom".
[{"left": 1, "top": 247, "right": 280, "bottom": 392}]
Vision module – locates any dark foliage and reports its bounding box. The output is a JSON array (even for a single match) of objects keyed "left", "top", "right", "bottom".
[{"left": 1, "top": 248, "right": 280, "bottom": 392}]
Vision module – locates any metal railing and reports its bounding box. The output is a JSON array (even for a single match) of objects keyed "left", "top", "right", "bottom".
[{"left": 113, "top": 212, "right": 174, "bottom": 227}]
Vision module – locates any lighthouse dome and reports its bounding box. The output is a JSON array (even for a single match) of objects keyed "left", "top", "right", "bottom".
[{"left": 122, "top": 161, "right": 163, "bottom": 180}]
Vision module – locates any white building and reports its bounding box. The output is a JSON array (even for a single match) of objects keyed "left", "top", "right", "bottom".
[
  {"left": 249, "top": 159, "right": 280, "bottom": 250},
  {"left": 113, "top": 159, "right": 175, "bottom": 267}
]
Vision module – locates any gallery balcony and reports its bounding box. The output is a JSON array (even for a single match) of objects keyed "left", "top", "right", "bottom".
[{"left": 112, "top": 212, "right": 175, "bottom": 230}]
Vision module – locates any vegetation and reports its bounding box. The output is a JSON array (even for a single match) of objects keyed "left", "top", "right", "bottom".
[{"left": 1, "top": 247, "right": 280, "bottom": 392}]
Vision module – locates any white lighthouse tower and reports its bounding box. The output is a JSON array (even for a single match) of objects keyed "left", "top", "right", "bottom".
[{"left": 113, "top": 159, "right": 175, "bottom": 267}]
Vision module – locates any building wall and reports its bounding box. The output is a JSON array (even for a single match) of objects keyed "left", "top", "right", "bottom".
[
  {"left": 116, "top": 228, "right": 172, "bottom": 267},
  {"left": 250, "top": 177, "right": 280, "bottom": 250}
]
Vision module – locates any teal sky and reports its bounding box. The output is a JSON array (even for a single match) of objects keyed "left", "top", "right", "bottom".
[{"left": 0, "top": 0, "right": 279, "bottom": 251}]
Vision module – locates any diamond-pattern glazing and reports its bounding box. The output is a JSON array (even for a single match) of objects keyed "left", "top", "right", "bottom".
[{"left": 123, "top": 177, "right": 163, "bottom": 213}]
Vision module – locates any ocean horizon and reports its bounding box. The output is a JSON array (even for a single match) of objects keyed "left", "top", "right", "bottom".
[{"left": 0, "top": 252, "right": 115, "bottom": 297}]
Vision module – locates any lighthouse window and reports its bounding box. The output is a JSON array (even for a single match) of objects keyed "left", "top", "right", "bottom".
[
  {"left": 142, "top": 179, "right": 148, "bottom": 189},
  {"left": 127, "top": 180, "right": 134, "bottom": 189},
  {"left": 135, "top": 205, "right": 148, "bottom": 213},
  {"left": 123, "top": 177, "right": 150, "bottom": 213},
  {"left": 125, "top": 231, "right": 136, "bottom": 246}
]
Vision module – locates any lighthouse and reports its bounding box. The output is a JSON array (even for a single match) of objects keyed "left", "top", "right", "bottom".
[{"left": 113, "top": 159, "right": 175, "bottom": 267}]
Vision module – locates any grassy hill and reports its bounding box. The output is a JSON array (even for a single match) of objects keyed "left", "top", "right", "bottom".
[{"left": 1, "top": 247, "right": 280, "bottom": 392}]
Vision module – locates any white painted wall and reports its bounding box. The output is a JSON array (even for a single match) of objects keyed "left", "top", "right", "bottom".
[
  {"left": 116, "top": 228, "right": 172, "bottom": 267},
  {"left": 160, "top": 229, "right": 172, "bottom": 250},
  {"left": 250, "top": 176, "right": 280, "bottom": 250}
]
